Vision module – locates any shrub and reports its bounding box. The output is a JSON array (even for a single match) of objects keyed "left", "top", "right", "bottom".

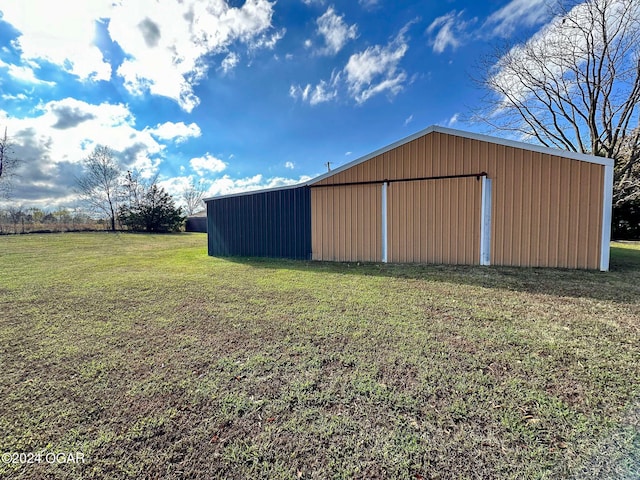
[{"left": 119, "top": 185, "right": 185, "bottom": 233}]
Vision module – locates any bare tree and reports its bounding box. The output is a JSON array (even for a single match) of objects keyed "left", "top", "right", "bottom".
[
  {"left": 120, "top": 169, "right": 161, "bottom": 210},
  {"left": 0, "top": 127, "right": 19, "bottom": 199},
  {"left": 122, "top": 170, "right": 144, "bottom": 209},
  {"left": 0, "top": 128, "right": 6, "bottom": 182},
  {"left": 616, "top": 127, "right": 640, "bottom": 204},
  {"left": 75, "top": 146, "right": 122, "bottom": 231},
  {"left": 7, "top": 204, "right": 25, "bottom": 234},
  {"left": 478, "top": 0, "right": 640, "bottom": 207},
  {"left": 182, "top": 178, "right": 207, "bottom": 215}
]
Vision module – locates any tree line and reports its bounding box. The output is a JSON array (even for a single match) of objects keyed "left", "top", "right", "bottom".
[
  {"left": 0, "top": 141, "right": 206, "bottom": 234},
  {"left": 75, "top": 146, "right": 206, "bottom": 233},
  {"left": 0, "top": 206, "right": 102, "bottom": 235},
  {"left": 1, "top": 0, "right": 639, "bottom": 238}
]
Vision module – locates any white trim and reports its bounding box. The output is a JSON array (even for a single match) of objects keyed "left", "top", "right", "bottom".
[
  {"left": 381, "top": 181, "right": 388, "bottom": 263},
  {"left": 307, "top": 126, "right": 613, "bottom": 186},
  {"left": 203, "top": 125, "right": 614, "bottom": 202},
  {"left": 431, "top": 126, "right": 614, "bottom": 167},
  {"left": 308, "top": 127, "right": 441, "bottom": 185},
  {"left": 600, "top": 164, "right": 614, "bottom": 271},
  {"left": 480, "top": 177, "right": 492, "bottom": 266},
  {"left": 203, "top": 182, "right": 304, "bottom": 202}
]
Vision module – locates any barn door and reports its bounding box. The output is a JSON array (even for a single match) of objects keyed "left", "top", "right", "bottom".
[
  {"left": 386, "top": 176, "right": 486, "bottom": 264},
  {"left": 311, "top": 184, "right": 382, "bottom": 262}
]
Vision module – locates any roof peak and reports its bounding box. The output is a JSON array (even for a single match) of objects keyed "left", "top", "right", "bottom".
[
  {"left": 308, "top": 125, "right": 612, "bottom": 186},
  {"left": 205, "top": 125, "right": 613, "bottom": 201}
]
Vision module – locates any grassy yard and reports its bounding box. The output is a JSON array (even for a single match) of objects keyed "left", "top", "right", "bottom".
[{"left": 0, "top": 233, "right": 638, "bottom": 479}]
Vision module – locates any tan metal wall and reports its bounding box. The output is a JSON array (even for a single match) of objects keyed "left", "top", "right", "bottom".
[
  {"left": 311, "top": 184, "right": 382, "bottom": 262},
  {"left": 388, "top": 177, "right": 481, "bottom": 264},
  {"left": 311, "top": 131, "right": 604, "bottom": 268}
]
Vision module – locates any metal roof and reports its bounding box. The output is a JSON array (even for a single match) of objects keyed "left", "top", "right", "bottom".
[{"left": 204, "top": 125, "right": 614, "bottom": 202}]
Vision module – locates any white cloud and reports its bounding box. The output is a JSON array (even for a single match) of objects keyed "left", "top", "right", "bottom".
[
  {"left": 107, "top": 0, "right": 278, "bottom": 112},
  {"left": 34, "top": 98, "right": 162, "bottom": 160},
  {"left": 249, "top": 28, "right": 286, "bottom": 50},
  {"left": 426, "top": 10, "right": 472, "bottom": 54},
  {"left": 285, "top": 161, "right": 295, "bottom": 169},
  {"left": 404, "top": 114, "right": 414, "bottom": 126},
  {"left": 426, "top": 1, "right": 551, "bottom": 55},
  {"left": 0, "top": 0, "right": 279, "bottom": 112},
  {"left": 448, "top": 113, "right": 459, "bottom": 126},
  {"left": 221, "top": 52, "right": 240, "bottom": 73},
  {"left": 147, "top": 121, "right": 202, "bottom": 143},
  {"left": 190, "top": 154, "right": 227, "bottom": 176},
  {"left": 157, "top": 175, "right": 192, "bottom": 199},
  {"left": 1, "top": 93, "right": 28, "bottom": 101},
  {"left": 316, "top": 7, "right": 357, "bottom": 55},
  {"left": 0, "top": 0, "right": 113, "bottom": 81},
  {"left": 107, "top": 0, "right": 277, "bottom": 112},
  {"left": 205, "top": 174, "right": 312, "bottom": 197},
  {"left": 289, "top": 84, "right": 302, "bottom": 98},
  {"left": 483, "top": 0, "right": 550, "bottom": 38},
  {"left": 344, "top": 26, "right": 410, "bottom": 103},
  {"left": 0, "top": 98, "right": 171, "bottom": 207},
  {"left": 351, "top": 74, "right": 407, "bottom": 104},
  {"left": 0, "top": 59, "right": 55, "bottom": 85},
  {"left": 292, "top": 24, "right": 412, "bottom": 105},
  {"left": 359, "top": 0, "right": 380, "bottom": 9},
  {"left": 290, "top": 73, "right": 339, "bottom": 105}
]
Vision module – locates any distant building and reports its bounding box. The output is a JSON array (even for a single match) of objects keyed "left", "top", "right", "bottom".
[
  {"left": 185, "top": 210, "right": 206, "bottom": 233},
  {"left": 204, "top": 126, "right": 613, "bottom": 270}
]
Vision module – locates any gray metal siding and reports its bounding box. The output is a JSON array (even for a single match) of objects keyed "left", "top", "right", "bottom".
[{"left": 207, "top": 186, "right": 311, "bottom": 259}]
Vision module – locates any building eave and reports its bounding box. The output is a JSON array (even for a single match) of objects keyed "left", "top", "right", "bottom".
[
  {"left": 204, "top": 125, "right": 614, "bottom": 202},
  {"left": 203, "top": 182, "right": 308, "bottom": 202},
  {"left": 308, "top": 125, "right": 613, "bottom": 186}
]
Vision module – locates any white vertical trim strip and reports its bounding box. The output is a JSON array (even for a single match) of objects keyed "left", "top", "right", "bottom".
[
  {"left": 480, "top": 177, "right": 492, "bottom": 266},
  {"left": 600, "top": 164, "right": 614, "bottom": 271},
  {"left": 382, "top": 182, "right": 388, "bottom": 263}
]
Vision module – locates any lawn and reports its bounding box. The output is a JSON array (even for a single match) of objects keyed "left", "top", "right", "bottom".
[{"left": 0, "top": 233, "right": 638, "bottom": 479}]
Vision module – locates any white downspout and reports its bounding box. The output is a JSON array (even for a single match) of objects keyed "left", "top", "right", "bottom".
[
  {"left": 600, "top": 163, "right": 614, "bottom": 271},
  {"left": 382, "top": 181, "right": 388, "bottom": 263},
  {"left": 480, "top": 177, "right": 492, "bottom": 266}
]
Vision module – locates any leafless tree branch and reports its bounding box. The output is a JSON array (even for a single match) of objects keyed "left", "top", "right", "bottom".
[
  {"left": 182, "top": 179, "right": 207, "bottom": 216},
  {"left": 0, "top": 127, "right": 20, "bottom": 200},
  {"left": 74, "top": 146, "right": 122, "bottom": 231},
  {"left": 476, "top": 0, "right": 640, "bottom": 207}
]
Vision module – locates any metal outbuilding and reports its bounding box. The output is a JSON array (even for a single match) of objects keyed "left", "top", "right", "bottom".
[
  {"left": 205, "top": 126, "right": 614, "bottom": 270},
  {"left": 185, "top": 210, "right": 207, "bottom": 232},
  {"left": 206, "top": 186, "right": 311, "bottom": 260}
]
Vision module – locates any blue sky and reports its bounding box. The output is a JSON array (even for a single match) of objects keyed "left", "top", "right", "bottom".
[{"left": 0, "top": 0, "right": 556, "bottom": 210}]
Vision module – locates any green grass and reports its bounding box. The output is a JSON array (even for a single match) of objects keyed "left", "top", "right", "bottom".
[{"left": 0, "top": 233, "right": 638, "bottom": 479}]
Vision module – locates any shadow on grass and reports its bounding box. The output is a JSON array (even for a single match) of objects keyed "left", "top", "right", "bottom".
[
  {"left": 610, "top": 243, "right": 640, "bottom": 270},
  {"left": 216, "top": 244, "right": 640, "bottom": 305}
]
